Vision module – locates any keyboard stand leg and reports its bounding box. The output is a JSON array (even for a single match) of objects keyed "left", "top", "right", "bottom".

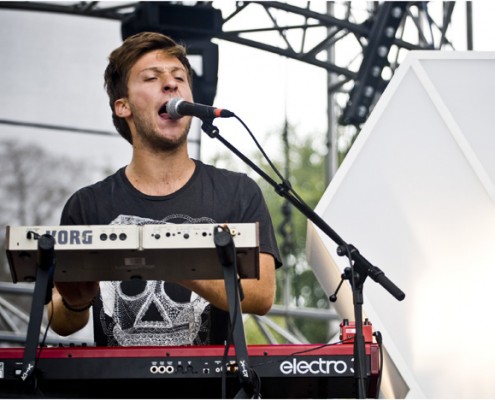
[
  {"left": 20, "top": 234, "right": 55, "bottom": 391},
  {"left": 214, "top": 226, "right": 257, "bottom": 399}
]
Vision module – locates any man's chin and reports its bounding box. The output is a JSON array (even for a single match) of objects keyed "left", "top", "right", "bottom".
[{"left": 143, "top": 132, "right": 189, "bottom": 152}]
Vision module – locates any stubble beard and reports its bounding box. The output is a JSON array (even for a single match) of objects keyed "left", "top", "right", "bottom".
[{"left": 133, "top": 111, "right": 192, "bottom": 152}]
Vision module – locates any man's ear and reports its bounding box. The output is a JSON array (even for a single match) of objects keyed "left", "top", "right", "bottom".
[{"left": 115, "top": 98, "right": 131, "bottom": 118}]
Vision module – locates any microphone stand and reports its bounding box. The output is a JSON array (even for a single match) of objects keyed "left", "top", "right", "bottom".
[{"left": 200, "top": 118, "right": 405, "bottom": 399}]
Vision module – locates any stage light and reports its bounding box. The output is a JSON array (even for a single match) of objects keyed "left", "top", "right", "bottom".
[{"left": 340, "top": 2, "right": 409, "bottom": 126}]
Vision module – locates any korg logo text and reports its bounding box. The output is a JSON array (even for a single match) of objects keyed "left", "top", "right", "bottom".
[
  {"left": 279, "top": 358, "right": 351, "bottom": 375},
  {"left": 45, "top": 230, "right": 93, "bottom": 245}
]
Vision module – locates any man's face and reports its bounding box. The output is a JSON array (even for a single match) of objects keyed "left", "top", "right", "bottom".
[{"left": 117, "top": 49, "right": 194, "bottom": 151}]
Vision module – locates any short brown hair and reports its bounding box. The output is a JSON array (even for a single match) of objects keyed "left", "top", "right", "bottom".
[{"left": 104, "top": 32, "right": 193, "bottom": 144}]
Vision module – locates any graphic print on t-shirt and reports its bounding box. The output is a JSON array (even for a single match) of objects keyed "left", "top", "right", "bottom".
[{"left": 98, "top": 214, "right": 215, "bottom": 346}]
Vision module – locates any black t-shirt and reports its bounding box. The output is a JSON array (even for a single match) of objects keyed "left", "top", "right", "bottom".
[{"left": 60, "top": 159, "right": 281, "bottom": 346}]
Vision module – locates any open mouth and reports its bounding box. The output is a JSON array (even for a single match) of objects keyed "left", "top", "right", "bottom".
[{"left": 158, "top": 102, "right": 169, "bottom": 116}]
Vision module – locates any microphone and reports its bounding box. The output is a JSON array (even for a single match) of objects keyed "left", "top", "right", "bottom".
[{"left": 166, "top": 97, "right": 235, "bottom": 120}]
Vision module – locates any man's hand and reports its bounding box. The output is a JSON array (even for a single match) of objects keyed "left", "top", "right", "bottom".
[
  {"left": 48, "top": 281, "right": 100, "bottom": 336},
  {"left": 178, "top": 252, "right": 276, "bottom": 315},
  {"left": 55, "top": 281, "right": 100, "bottom": 308}
]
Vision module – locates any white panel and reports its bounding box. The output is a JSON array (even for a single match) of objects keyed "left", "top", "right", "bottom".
[
  {"left": 307, "top": 51, "right": 495, "bottom": 398},
  {"left": 420, "top": 57, "right": 495, "bottom": 187}
]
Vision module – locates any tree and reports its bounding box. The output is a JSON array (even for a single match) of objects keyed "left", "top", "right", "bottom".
[
  {"left": 0, "top": 138, "right": 95, "bottom": 305},
  {"left": 0, "top": 138, "right": 110, "bottom": 342}
]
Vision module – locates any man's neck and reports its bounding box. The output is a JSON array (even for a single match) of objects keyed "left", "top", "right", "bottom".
[{"left": 125, "top": 147, "right": 196, "bottom": 196}]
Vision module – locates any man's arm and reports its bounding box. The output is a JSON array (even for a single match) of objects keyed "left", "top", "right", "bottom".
[
  {"left": 48, "top": 281, "right": 99, "bottom": 336},
  {"left": 178, "top": 252, "right": 276, "bottom": 315}
]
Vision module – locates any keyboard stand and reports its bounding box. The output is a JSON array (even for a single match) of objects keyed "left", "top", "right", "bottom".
[
  {"left": 20, "top": 234, "right": 56, "bottom": 391},
  {"left": 214, "top": 225, "right": 257, "bottom": 398}
]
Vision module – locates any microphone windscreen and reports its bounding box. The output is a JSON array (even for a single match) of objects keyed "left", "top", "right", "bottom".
[{"left": 166, "top": 97, "right": 184, "bottom": 120}]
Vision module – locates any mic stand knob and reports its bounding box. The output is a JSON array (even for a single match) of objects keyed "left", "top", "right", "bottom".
[{"left": 329, "top": 267, "right": 352, "bottom": 302}]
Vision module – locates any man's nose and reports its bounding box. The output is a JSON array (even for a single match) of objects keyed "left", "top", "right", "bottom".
[{"left": 162, "top": 76, "right": 178, "bottom": 92}]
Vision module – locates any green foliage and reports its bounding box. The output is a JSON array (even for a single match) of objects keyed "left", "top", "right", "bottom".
[{"left": 244, "top": 315, "right": 288, "bottom": 344}]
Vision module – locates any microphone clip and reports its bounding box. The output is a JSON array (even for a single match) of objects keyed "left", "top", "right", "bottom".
[{"left": 201, "top": 118, "right": 219, "bottom": 138}]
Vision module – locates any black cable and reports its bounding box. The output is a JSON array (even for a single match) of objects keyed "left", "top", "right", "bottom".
[
  {"left": 373, "top": 331, "right": 384, "bottom": 398},
  {"left": 233, "top": 115, "right": 307, "bottom": 206},
  {"left": 35, "top": 300, "right": 54, "bottom": 361},
  {"left": 27, "top": 230, "right": 41, "bottom": 240}
]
